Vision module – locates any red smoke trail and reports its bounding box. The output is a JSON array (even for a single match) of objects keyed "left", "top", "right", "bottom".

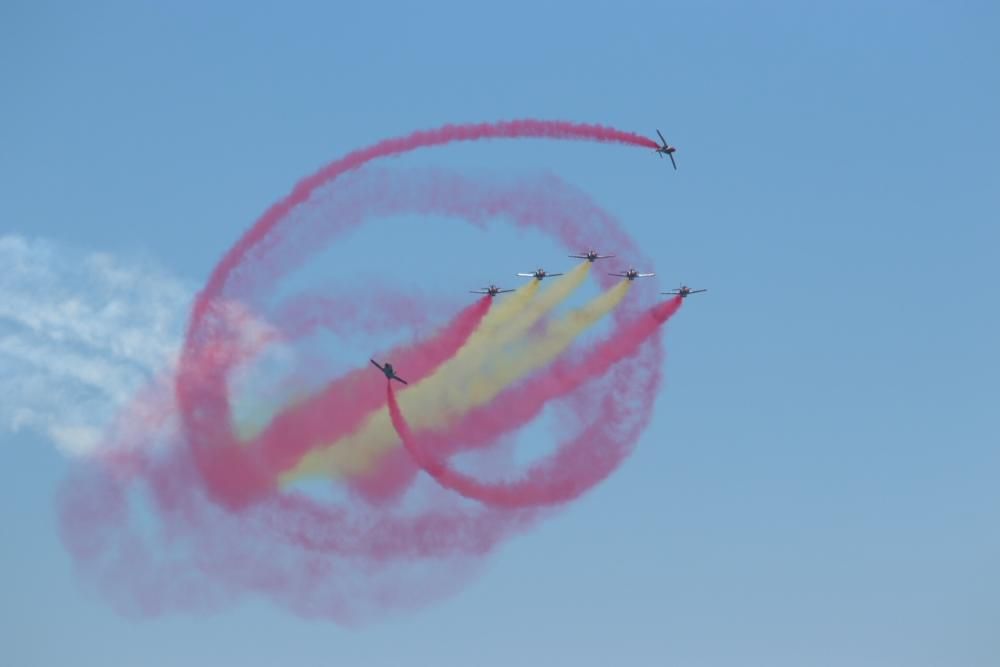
[
  {"left": 180, "top": 121, "right": 657, "bottom": 497},
  {"left": 178, "top": 165, "right": 657, "bottom": 507},
  {"left": 386, "top": 297, "right": 682, "bottom": 508},
  {"left": 255, "top": 295, "right": 492, "bottom": 475},
  {"left": 191, "top": 120, "right": 655, "bottom": 319},
  {"left": 58, "top": 449, "right": 539, "bottom": 622},
  {"left": 61, "top": 135, "right": 669, "bottom": 622},
  {"left": 177, "top": 295, "right": 491, "bottom": 508}
]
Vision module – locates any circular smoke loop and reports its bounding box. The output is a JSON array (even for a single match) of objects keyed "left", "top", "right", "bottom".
[{"left": 57, "top": 120, "right": 681, "bottom": 623}]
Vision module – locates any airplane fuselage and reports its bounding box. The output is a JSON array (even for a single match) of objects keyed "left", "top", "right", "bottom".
[
  {"left": 518, "top": 268, "right": 562, "bottom": 281},
  {"left": 570, "top": 250, "right": 612, "bottom": 262},
  {"left": 371, "top": 359, "right": 408, "bottom": 384},
  {"left": 673, "top": 287, "right": 705, "bottom": 298}
]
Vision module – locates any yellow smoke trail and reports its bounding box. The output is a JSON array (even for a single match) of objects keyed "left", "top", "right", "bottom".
[
  {"left": 231, "top": 278, "right": 545, "bottom": 445},
  {"left": 283, "top": 273, "right": 630, "bottom": 481},
  {"left": 465, "top": 279, "right": 630, "bottom": 405},
  {"left": 283, "top": 265, "right": 587, "bottom": 480},
  {"left": 430, "top": 263, "right": 589, "bottom": 382}
]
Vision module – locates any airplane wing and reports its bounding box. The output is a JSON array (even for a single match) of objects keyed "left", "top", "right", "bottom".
[
  {"left": 370, "top": 359, "right": 383, "bottom": 371},
  {"left": 669, "top": 152, "right": 677, "bottom": 170},
  {"left": 548, "top": 273, "right": 564, "bottom": 277},
  {"left": 691, "top": 289, "right": 707, "bottom": 294},
  {"left": 609, "top": 273, "right": 627, "bottom": 277},
  {"left": 393, "top": 376, "right": 408, "bottom": 385},
  {"left": 600, "top": 254, "right": 615, "bottom": 259},
  {"left": 661, "top": 290, "right": 680, "bottom": 295},
  {"left": 638, "top": 272, "right": 656, "bottom": 277},
  {"left": 568, "top": 255, "right": 587, "bottom": 259},
  {"left": 499, "top": 289, "right": 514, "bottom": 293},
  {"left": 657, "top": 129, "right": 667, "bottom": 145},
  {"left": 516, "top": 273, "right": 535, "bottom": 277}
]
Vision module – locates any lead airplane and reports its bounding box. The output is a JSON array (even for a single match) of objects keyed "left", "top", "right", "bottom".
[
  {"left": 569, "top": 249, "right": 615, "bottom": 263},
  {"left": 517, "top": 268, "right": 563, "bottom": 281},
  {"left": 662, "top": 285, "right": 707, "bottom": 298},
  {"left": 471, "top": 284, "right": 514, "bottom": 297},
  {"left": 609, "top": 268, "right": 655, "bottom": 281},
  {"left": 370, "top": 359, "right": 408, "bottom": 385},
  {"left": 654, "top": 129, "right": 678, "bottom": 170}
]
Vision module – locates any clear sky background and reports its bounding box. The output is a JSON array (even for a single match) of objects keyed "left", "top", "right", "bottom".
[{"left": 2, "top": 1, "right": 998, "bottom": 665}]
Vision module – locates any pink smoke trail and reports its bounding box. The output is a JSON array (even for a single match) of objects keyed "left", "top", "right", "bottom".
[
  {"left": 254, "top": 295, "right": 492, "bottom": 474},
  {"left": 177, "top": 295, "right": 492, "bottom": 508},
  {"left": 179, "top": 122, "right": 658, "bottom": 497},
  {"left": 386, "top": 297, "right": 682, "bottom": 508},
  {"left": 177, "top": 165, "right": 658, "bottom": 507},
  {"left": 61, "top": 143, "right": 670, "bottom": 622},
  {"left": 191, "top": 120, "right": 656, "bottom": 319},
  {"left": 58, "top": 449, "right": 538, "bottom": 623}
]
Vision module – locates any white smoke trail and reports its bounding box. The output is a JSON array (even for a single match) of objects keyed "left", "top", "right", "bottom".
[{"left": 0, "top": 235, "right": 191, "bottom": 455}]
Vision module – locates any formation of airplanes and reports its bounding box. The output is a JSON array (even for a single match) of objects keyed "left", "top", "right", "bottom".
[{"left": 374, "top": 128, "right": 704, "bottom": 381}]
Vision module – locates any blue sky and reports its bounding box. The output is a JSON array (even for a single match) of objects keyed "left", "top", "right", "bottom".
[{"left": 2, "top": 1, "right": 998, "bottom": 665}]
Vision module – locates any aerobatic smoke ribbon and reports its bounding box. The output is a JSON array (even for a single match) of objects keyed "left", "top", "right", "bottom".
[
  {"left": 178, "top": 159, "right": 661, "bottom": 508},
  {"left": 386, "top": 297, "right": 682, "bottom": 507},
  {"left": 286, "top": 263, "right": 617, "bottom": 481},
  {"left": 180, "top": 122, "right": 658, "bottom": 467},
  {"left": 251, "top": 295, "right": 493, "bottom": 482},
  {"left": 188, "top": 120, "right": 655, "bottom": 318},
  {"left": 59, "top": 121, "right": 677, "bottom": 623}
]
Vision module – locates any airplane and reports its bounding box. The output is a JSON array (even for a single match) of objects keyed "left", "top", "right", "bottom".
[
  {"left": 471, "top": 284, "right": 514, "bottom": 297},
  {"left": 609, "top": 268, "right": 655, "bottom": 281},
  {"left": 370, "top": 359, "right": 408, "bottom": 385},
  {"left": 517, "top": 268, "right": 564, "bottom": 281},
  {"left": 654, "top": 129, "right": 678, "bottom": 170},
  {"left": 569, "top": 249, "right": 615, "bottom": 263},
  {"left": 662, "top": 285, "right": 707, "bottom": 298}
]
